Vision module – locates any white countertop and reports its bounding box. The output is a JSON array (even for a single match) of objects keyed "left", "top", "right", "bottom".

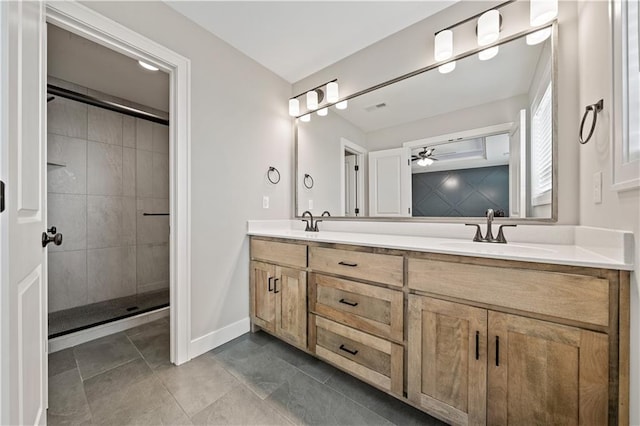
[{"left": 247, "top": 221, "right": 634, "bottom": 271}]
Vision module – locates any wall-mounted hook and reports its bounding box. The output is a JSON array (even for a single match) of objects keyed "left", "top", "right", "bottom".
[
  {"left": 579, "top": 99, "right": 604, "bottom": 144},
  {"left": 267, "top": 166, "right": 280, "bottom": 184},
  {"left": 303, "top": 174, "right": 314, "bottom": 189}
]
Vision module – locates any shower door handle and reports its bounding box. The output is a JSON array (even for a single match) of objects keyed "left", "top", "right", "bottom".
[{"left": 42, "top": 226, "right": 63, "bottom": 247}]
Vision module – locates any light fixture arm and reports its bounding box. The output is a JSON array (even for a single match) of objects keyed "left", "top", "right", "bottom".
[
  {"left": 289, "top": 78, "right": 338, "bottom": 102},
  {"left": 434, "top": 0, "right": 516, "bottom": 35}
]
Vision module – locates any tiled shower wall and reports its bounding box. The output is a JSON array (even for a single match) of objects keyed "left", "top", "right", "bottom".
[{"left": 47, "top": 77, "right": 169, "bottom": 313}]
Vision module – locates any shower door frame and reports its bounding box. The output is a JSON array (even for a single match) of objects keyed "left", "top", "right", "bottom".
[{"left": 46, "top": 2, "right": 192, "bottom": 365}]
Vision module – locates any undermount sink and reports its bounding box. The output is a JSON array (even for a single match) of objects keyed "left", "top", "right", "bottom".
[{"left": 437, "top": 240, "right": 558, "bottom": 256}]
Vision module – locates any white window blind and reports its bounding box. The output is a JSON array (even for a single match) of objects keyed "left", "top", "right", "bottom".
[{"left": 531, "top": 82, "right": 552, "bottom": 206}]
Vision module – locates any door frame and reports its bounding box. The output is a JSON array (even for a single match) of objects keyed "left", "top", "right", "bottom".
[
  {"left": 44, "top": 2, "right": 192, "bottom": 365},
  {"left": 339, "top": 138, "right": 366, "bottom": 216}
]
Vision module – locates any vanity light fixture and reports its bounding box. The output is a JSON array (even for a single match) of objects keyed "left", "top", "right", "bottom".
[
  {"left": 317, "top": 107, "right": 328, "bottom": 116},
  {"left": 138, "top": 60, "right": 159, "bottom": 71},
  {"left": 526, "top": 27, "right": 552, "bottom": 45},
  {"left": 306, "top": 90, "right": 318, "bottom": 110},
  {"left": 477, "top": 10, "right": 500, "bottom": 46},
  {"left": 289, "top": 98, "right": 300, "bottom": 116},
  {"left": 434, "top": 30, "right": 453, "bottom": 62},
  {"left": 300, "top": 113, "right": 311, "bottom": 122},
  {"left": 479, "top": 46, "right": 499, "bottom": 61},
  {"left": 530, "top": 0, "right": 558, "bottom": 27},
  {"left": 326, "top": 81, "right": 339, "bottom": 103},
  {"left": 335, "top": 100, "right": 348, "bottom": 110},
  {"left": 439, "top": 62, "right": 456, "bottom": 74}
]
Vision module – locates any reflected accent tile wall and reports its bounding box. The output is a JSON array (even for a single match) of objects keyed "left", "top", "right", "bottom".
[{"left": 47, "top": 77, "right": 169, "bottom": 313}]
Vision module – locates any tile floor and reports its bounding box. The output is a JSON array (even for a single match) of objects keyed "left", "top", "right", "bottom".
[{"left": 48, "top": 318, "right": 445, "bottom": 425}]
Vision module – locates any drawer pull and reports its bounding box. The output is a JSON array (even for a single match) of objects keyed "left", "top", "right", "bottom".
[
  {"left": 475, "top": 331, "right": 479, "bottom": 360},
  {"left": 339, "top": 298, "right": 359, "bottom": 307},
  {"left": 338, "top": 261, "right": 358, "bottom": 267},
  {"left": 339, "top": 344, "right": 358, "bottom": 356},
  {"left": 495, "top": 336, "right": 500, "bottom": 367},
  {"left": 273, "top": 278, "right": 280, "bottom": 294},
  {"left": 268, "top": 277, "right": 274, "bottom": 292}
]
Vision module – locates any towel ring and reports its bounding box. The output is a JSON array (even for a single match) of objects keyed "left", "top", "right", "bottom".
[
  {"left": 303, "top": 174, "right": 314, "bottom": 189},
  {"left": 579, "top": 99, "right": 604, "bottom": 145},
  {"left": 267, "top": 166, "right": 280, "bottom": 184}
]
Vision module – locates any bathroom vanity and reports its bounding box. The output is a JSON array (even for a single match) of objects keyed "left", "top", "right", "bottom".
[{"left": 248, "top": 227, "right": 631, "bottom": 426}]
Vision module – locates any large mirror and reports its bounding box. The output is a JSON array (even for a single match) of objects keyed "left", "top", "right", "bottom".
[{"left": 296, "top": 26, "right": 556, "bottom": 221}]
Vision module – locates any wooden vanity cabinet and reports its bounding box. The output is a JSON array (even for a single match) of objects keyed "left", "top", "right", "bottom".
[{"left": 250, "top": 239, "right": 307, "bottom": 349}]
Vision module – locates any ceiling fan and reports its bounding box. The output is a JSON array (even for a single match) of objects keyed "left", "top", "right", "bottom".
[{"left": 411, "top": 147, "right": 439, "bottom": 166}]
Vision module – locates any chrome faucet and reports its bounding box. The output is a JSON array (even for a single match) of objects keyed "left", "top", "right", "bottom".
[
  {"left": 301, "top": 211, "right": 321, "bottom": 232},
  {"left": 466, "top": 209, "right": 516, "bottom": 243}
]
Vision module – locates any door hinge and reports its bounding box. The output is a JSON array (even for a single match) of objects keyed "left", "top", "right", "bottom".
[
  {"left": 408, "top": 207, "right": 411, "bottom": 214},
  {"left": 355, "top": 208, "right": 360, "bottom": 214},
  {"left": 0, "top": 180, "right": 4, "bottom": 213},
  {"left": 354, "top": 165, "right": 359, "bottom": 171},
  {"left": 408, "top": 159, "right": 410, "bottom": 166}
]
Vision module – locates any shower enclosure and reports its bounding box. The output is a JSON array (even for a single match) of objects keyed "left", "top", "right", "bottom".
[{"left": 47, "top": 77, "right": 170, "bottom": 338}]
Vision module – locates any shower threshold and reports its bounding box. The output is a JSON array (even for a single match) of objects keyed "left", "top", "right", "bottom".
[{"left": 48, "top": 288, "right": 169, "bottom": 338}]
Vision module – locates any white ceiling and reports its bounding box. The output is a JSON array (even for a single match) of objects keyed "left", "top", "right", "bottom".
[
  {"left": 165, "top": 1, "right": 458, "bottom": 83},
  {"left": 48, "top": 25, "right": 170, "bottom": 112}
]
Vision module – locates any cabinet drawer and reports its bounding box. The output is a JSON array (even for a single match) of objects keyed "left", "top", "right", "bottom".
[
  {"left": 309, "top": 247, "right": 403, "bottom": 287},
  {"left": 311, "top": 315, "right": 403, "bottom": 395},
  {"left": 310, "top": 273, "right": 403, "bottom": 342},
  {"left": 408, "top": 258, "right": 610, "bottom": 327},
  {"left": 251, "top": 239, "right": 307, "bottom": 268}
]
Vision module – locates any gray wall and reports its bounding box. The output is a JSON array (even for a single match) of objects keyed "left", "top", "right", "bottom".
[{"left": 47, "top": 77, "right": 169, "bottom": 313}]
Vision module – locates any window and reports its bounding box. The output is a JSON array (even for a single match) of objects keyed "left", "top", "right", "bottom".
[
  {"left": 612, "top": 0, "right": 640, "bottom": 190},
  {"left": 531, "top": 81, "right": 553, "bottom": 206}
]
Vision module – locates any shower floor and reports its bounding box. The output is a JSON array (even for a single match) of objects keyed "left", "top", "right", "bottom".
[{"left": 48, "top": 288, "right": 169, "bottom": 338}]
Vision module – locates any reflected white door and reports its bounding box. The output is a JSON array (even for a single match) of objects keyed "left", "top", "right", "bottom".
[
  {"left": 344, "top": 154, "right": 357, "bottom": 216},
  {"left": 1, "top": 2, "right": 47, "bottom": 425},
  {"left": 368, "top": 147, "right": 411, "bottom": 217},
  {"left": 509, "top": 109, "right": 527, "bottom": 217}
]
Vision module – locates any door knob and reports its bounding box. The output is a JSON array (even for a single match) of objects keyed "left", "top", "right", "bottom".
[{"left": 42, "top": 227, "right": 63, "bottom": 247}]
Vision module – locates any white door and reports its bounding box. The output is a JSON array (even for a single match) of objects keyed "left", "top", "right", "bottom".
[
  {"left": 368, "top": 147, "right": 412, "bottom": 217},
  {"left": 344, "top": 154, "right": 357, "bottom": 216},
  {"left": 509, "top": 109, "right": 527, "bottom": 217},
  {"left": 0, "top": 2, "right": 48, "bottom": 425}
]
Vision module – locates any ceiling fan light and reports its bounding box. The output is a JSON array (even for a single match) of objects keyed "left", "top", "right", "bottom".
[
  {"left": 477, "top": 10, "right": 500, "bottom": 46},
  {"left": 317, "top": 107, "right": 328, "bottom": 116},
  {"left": 326, "top": 82, "right": 339, "bottom": 103},
  {"left": 526, "top": 27, "right": 552, "bottom": 45},
  {"left": 438, "top": 61, "right": 456, "bottom": 74},
  {"left": 479, "top": 46, "right": 499, "bottom": 61},
  {"left": 434, "top": 30, "right": 453, "bottom": 61},
  {"left": 530, "top": 0, "right": 558, "bottom": 26},
  {"left": 300, "top": 114, "right": 311, "bottom": 122},
  {"left": 306, "top": 90, "right": 318, "bottom": 110},
  {"left": 336, "top": 100, "right": 348, "bottom": 110},
  {"left": 288, "top": 98, "right": 300, "bottom": 116}
]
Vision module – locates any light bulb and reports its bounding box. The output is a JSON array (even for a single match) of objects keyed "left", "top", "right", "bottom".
[
  {"left": 526, "top": 27, "right": 552, "bottom": 45},
  {"left": 306, "top": 91, "right": 318, "bottom": 110},
  {"left": 326, "top": 82, "right": 339, "bottom": 103},
  {"left": 317, "top": 108, "right": 328, "bottom": 116},
  {"left": 438, "top": 61, "right": 456, "bottom": 74},
  {"left": 138, "top": 60, "right": 159, "bottom": 71},
  {"left": 336, "top": 100, "right": 348, "bottom": 110},
  {"left": 417, "top": 158, "right": 434, "bottom": 167},
  {"left": 478, "top": 10, "right": 500, "bottom": 46},
  {"left": 288, "top": 98, "right": 299, "bottom": 116},
  {"left": 434, "top": 30, "right": 453, "bottom": 61},
  {"left": 530, "top": 0, "right": 558, "bottom": 26},
  {"left": 478, "top": 46, "right": 499, "bottom": 61}
]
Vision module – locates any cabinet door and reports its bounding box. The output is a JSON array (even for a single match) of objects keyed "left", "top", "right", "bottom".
[
  {"left": 250, "top": 261, "right": 276, "bottom": 332},
  {"left": 488, "top": 312, "right": 609, "bottom": 425},
  {"left": 275, "top": 266, "right": 307, "bottom": 348},
  {"left": 408, "top": 295, "right": 487, "bottom": 426}
]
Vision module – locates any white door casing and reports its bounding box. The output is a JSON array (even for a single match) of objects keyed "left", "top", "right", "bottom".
[
  {"left": 339, "top": 138, "right": 366, "bottom": 217},
  {"left": 1, "top": 1, "right": 48, "bottom": 425},
  {"left": 368, "top": 147, "right": 412, "bottom": 217},
  {"left": 344, "top": 154, "right": 357, "bottom": 216}
]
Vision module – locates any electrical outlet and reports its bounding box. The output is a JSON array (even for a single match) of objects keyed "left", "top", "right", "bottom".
[
  {"left": 308, "top": 199, "right": 314, "bottom": 210},
  {"left": 593, "top": 171, "right": 602, "bottom": 204},
  {"left": 262, "top": 196, "right": 269, "bottom": 209}
]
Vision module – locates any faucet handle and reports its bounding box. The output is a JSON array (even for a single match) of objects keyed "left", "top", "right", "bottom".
[
  {"left": 496, "top": 224, "right": 517, "bottom": 243},
  {"left": 313, "top": 219, "right": 322, "bottom": 232},
  {"left": 465, "top": 224, "right": 484, "bottom": 242}
]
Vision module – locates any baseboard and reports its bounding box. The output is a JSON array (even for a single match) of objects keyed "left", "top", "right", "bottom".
[
  {"left": 48, "top": 307, "right": 169, "bottom": 353},
  {"left": 189, "top": 317, "right": 250, "bottom": 359}
]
